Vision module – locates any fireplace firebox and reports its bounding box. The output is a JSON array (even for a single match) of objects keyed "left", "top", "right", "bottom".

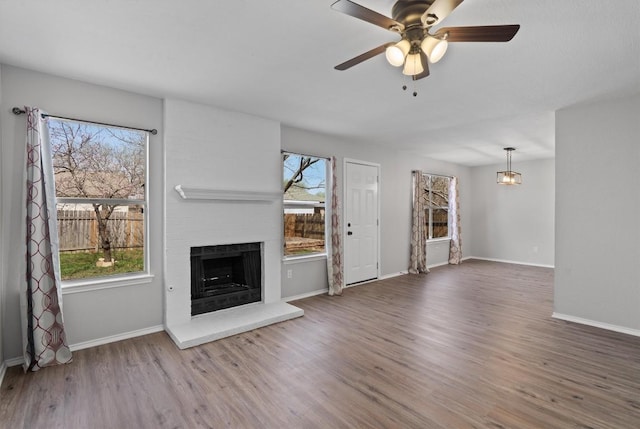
[{"left": 190, "top": 242, "right": 262, "bottom": 315}]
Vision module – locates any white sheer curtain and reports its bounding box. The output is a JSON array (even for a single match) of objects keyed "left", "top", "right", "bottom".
[
  {"left": 448, "top": 176, "right": 462, "bottom": 264},
  {"left": 22, "top": 107, "right": 72, "bottom": 371},
  {"left": 327, "top": 157, "right": 344, "bottom": 295},
  {"left": 409, "top": 171, "right": 429, "bottom": 274}
]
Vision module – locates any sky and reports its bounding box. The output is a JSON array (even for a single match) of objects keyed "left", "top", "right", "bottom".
[{"left": 283, "top": 154, "right": 327, "bottom": 197}]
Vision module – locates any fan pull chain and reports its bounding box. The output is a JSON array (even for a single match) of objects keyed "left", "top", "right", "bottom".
[{"left": 401, "top": 83, "right": 418, "bottom": 97}]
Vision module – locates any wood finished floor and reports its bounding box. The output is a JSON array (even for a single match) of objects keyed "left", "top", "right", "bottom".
[{"left": 2, "top": 260, "right": 640, "bottom": 428}]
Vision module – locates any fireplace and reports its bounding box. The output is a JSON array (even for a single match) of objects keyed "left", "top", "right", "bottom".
[{"left": 191, "top": 242, "right": 262, "bottom": 315}]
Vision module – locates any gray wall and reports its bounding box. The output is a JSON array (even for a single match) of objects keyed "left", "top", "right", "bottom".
[
  {"left": 555, "top": 93, "right": 640, "bottom": 331},
  {"left": 469, "top": 158, "right": 555, "bottom": 266},
  {"left": 0, "top": 63, "right": 565, "bottom": 364},
  {"left": 0, "top": 65, "right": 165, "bottom": 360},
  {"left": 281, "top": 125, "right": 472, "bottom": 299},
  {"left": 0, "top": 64, "right": 4, "bottom": 367}
]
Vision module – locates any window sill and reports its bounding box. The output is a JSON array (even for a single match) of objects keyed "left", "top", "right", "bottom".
[
  {"left": 61, "top": 273, "right": 154, "bottom": 295},
  {"left": 283, "top": 253, "right": 328, "bottom": 264},
  {"left": 427, "top": 237, "right": 451, "bottom": 244}
]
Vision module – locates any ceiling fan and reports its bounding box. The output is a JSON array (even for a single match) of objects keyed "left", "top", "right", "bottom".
[{"left": 331, "top": 0, "right": 520, "bottom": 80}]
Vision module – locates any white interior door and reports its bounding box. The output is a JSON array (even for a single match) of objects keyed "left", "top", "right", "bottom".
[{"left": 344, "top": 161, "right": 379, "bottom": 285}]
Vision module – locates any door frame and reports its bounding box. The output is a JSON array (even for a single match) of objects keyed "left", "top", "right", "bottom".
[{"left": 343, "top": 158, "right": 381, "bottom": 284}]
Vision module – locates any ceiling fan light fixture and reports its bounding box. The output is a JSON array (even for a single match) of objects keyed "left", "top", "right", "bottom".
[
  {"left": 385, "top": 39, "right": 410, "bottom": 67},
  {"left": 330, "top": 0, "right": 521, "bottom": 81},
  {"left": 402, "top": 52, "right": 423, "bottom": 76},
  {"left": 421, "top": 35, "right": 448, "bottom": 63}
]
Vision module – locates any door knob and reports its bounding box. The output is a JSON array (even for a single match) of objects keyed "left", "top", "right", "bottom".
[{"left": 347, "top": 231, "right": 353, "bottom": 235}]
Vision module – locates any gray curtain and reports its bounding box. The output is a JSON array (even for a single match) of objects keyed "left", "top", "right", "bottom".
[
  {"left": 22, "top": 107, "right": 72, "bottom": 371},
  {"left": 409, "top": 171, "right": 429, "bottom": 274},
  {"left": 448, "top": 176, "right": 462, "bottom": 264}
]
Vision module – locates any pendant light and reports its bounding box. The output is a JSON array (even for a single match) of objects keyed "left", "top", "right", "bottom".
[{"left": 496, "top": 147, "right": 522, "bottom": 185}]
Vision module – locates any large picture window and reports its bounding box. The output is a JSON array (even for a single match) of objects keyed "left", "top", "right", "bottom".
[
  {"left": 424, "top": 174, "right": 450, "bottom": 240},
  {"left": 283, "top": 152, "right": 328, "bottom": 257},
  {"left": 48, "top": 118, "right": 148, "bottom": 282}
]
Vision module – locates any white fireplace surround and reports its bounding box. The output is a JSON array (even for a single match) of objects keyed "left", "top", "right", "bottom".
[
  {"left": 164, "top": 189, "right": 303, "bottom": 349},
  {"left": 164, "top": 99, "right": 303, "bottom": 349}
]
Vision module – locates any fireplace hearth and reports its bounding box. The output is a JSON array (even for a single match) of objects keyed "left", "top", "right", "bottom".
[{"left": 191, "top": 242, "right": 262, "bottom": 315}]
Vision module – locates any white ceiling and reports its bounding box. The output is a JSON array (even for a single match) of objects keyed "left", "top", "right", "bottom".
[{"left": 1, "top": 0, "right": 639, "bottom": 166}]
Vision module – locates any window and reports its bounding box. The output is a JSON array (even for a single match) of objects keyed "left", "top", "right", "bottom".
[
  {"left": 283, "top": 152, "right": 328, "bottom": 257},
  {"left": 424, "top": 174, "right": 450, "bottom": 240},
  {"left": 48, "top": 118, "right": 148, "bottom": 282}
]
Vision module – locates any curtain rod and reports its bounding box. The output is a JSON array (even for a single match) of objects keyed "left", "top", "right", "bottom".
[
  {"left": 12, "top": 107, "right": 158, "bottom": 135},
  {"left": 281, "top": 150, "right": 330, "bottom": 161},
  {"left": 413, "top": 170, "right": 454, "bottom": 179}
]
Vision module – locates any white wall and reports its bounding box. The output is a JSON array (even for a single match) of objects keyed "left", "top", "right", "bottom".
[
  {"left": 0, "top": 65, "right": 164, "bottom": 360},
  {"left": 164, "top": 98, "right": 282, "bottom": 327},
  {"left": 555, "top": 93, "right": 640, "bottom": 332},
  {"left": 469, "top": 158, "right": 555, "bottom": 266},
  {"left": 281, "top": 126, "right": 472, "bottom": 298}
]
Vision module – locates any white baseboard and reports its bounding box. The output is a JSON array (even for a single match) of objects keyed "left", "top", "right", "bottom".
[
  {"left": 469, "top": 256, "right": 554, "bottom": 269},
  {"left": 3, "top": 326, "right": 165, "bottom": 363},
  {"left": 345, "top": 271, "right": 408, "bottom": 288},
  {"left": 552, "top": 313, "right": 640, "bottom": 338},
  {"left": 379, "top": 271, "right": 408, "bottom": 280},
  {"left": 0, "top": 361, "right": 6, "bottom": 387},
  {"left": 283, "top": 288, "right": 328, "bottom": 302},
  {"left": 284, "top": 272, "right": 409, "bottom": 300},
  {"left": 5, "top": 356, "right": 23, "bottom": 367},
  {"left": 69, "top": 325, "right": 165, "bottom": 352},
  {"left": 427, "top": 261, "right": 449, "bottom": 269}
]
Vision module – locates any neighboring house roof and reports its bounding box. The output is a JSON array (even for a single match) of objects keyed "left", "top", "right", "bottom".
[
  {"left": 284, "top": 185, "right": 325, "bottom": 203},
  {"left": 54, "top": 171, "right": 144, "bottom": 200}
]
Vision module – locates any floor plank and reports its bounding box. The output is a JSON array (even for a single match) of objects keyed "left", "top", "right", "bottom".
[{"left": 2, "top": 260, "right": 639, "bottom": 428}]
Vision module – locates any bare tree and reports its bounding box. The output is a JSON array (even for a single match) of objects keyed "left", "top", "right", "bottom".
[
  {"left": 49, "top": 120, "right": 145, "bottom": 262},
  {"left": 283, "top": 153, "right": 324, "bottom": 194}
]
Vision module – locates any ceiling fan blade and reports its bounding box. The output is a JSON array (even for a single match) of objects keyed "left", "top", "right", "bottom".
[
  {"left": 331, "top": 0, "right": 404, "bottom": 32},
  {"left": 412, "top": 51, "right": 430, "bottom": 80},
  {"left": 434, "top": 25, "right": 521, "bottom": 42},
  {"left": 421, "top": 0, "right": 464, "bottom": 26},
  {"left": 335, "top": 43, "right": 392, "bottom": 70}
]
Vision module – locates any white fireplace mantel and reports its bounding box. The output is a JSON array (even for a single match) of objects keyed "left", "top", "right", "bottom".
[{"left": 174, "top": 185, "right": 282, "bottom": 202}]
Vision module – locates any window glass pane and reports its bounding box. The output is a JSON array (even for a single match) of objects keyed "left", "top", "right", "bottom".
[
  {"left": 49, "top": 120, "right": 146, "bottom": 200},
  {"left": 283, "top": 153, "right": 327, "bottom": 256},
  {"left": 429, "top": 175, "right": 449, "bottom": 207},
  {"left": 48, "top": 119, "right": 147, "bottom": 281},
  {"left": 432, "top": 208, "right": 449, "bottom": 239},
  {"left": 424, "top": 174, "right": 451, "bottom": 240}
]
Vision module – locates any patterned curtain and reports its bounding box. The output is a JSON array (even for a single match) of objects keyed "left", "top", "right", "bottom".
[
  {"left": 22, "top": 107, "right": 72, "bottom": 371},
  {"left": 448, "top": 176, "right": 462, "bottom": 264},
  {"left": 327, "top": 156, "right": 344, "bottom": 295},
  {"left": 409, "top": 171, "right": 429, "bottom": 274}
]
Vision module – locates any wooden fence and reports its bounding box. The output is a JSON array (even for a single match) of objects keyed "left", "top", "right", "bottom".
[
  {"left": 284, "top": 213, "right": 325, "bottom": 240},
  {"left": 57, "top": 210, "right": 144, "bottom": 252}
]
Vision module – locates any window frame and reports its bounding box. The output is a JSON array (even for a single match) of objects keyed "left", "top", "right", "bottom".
[
  {"left": 282, "top": 151, "right": 329, "bottom": 260},
  {"left": 423, "top": 173, "right": 451, "bottom": 241},
  {"left": 47, "top": 118, "right": 151, "bottom": 290}
]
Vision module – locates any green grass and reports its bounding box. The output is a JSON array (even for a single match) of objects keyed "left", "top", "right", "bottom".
[{"left": 59, "top": 248, "right": 144, "bottom": 281}]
